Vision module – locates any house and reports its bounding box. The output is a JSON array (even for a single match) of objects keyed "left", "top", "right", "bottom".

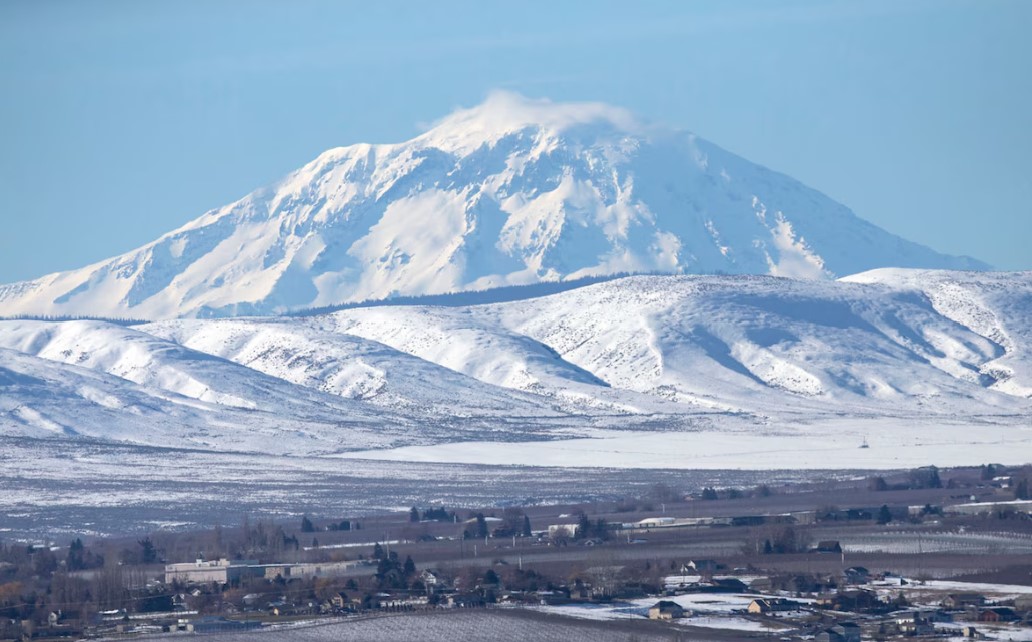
[
  {"left": 895, "top": 612, "right": 934, "bottom": 636},
  {"left": 942, "top": 593, "right": 986, "bottom": 609},
  {"left": 569, "top": 582, "right": 591, "bottom": 600},
  {"left": 330, "top": 592, "right": 349, "bottom": 610},
  {"left": 817, "top": 589, "right": 880, "bottom": 613},
  {"left": 648, "top": 600, "right": 685, "bottom": 620},
  {"left": 815, "top": 622, "right": 861, "bottom": 642},
  {"left": 420, "top": 570, "right": 441, "bottom": 589},
  {"left": 814, "top": 540, "right": 843, "bottom": 554},
  {"left": 843, "top": 567, "right": 870, "bottom": 585},
  {"left": 977, "top": 607, "right": 1017, "bottom": 622},
  {"left": 749, "top": 577, "right": 773, "bottom": 592}
]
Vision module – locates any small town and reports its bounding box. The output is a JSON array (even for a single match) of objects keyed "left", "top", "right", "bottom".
[{"left": 2, "top": 464, "right": 1031, "bottom": 641}]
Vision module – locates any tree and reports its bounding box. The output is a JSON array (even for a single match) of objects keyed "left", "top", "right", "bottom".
[
  {"left": 138, "top": 537, "right": 158, "bottom": 564},
  {"left": 877, "top": 504, "right": 893, "bottom": 525},
  {"left": 67, "top": 538, "right": 85, "bottom": 571},
  {"left": 403, "top": 555, "right": 416, "bottom": 578},
  {"left": 409, "top": 507, "right": 420, "bottom": 523},
  {"left": 422, "top": 507, "right": 451, "bottom": 521},
  {"left": 474, "top": 513, "right": 489, "bottom": 539},
  {"left": 701, "top": 487, "right": 718, "bottom": 500},
  {"left": 498, "top": 507, "right": 526, "bottom": 536},
  {"left": 1014, "top": 477, "right": 1030, "bottom": 500},
  {"left": 594, "top": 518, "right": 610, "bottom": 541},
  {"left": 576, "top": 512, "right": 591, "bottom": 540},
  {"left": 33, "top": 547, "right": 58, "bottom": 575},
  {"left": 981, "top": 463, "right": 997, "bottom": 480},
  {"left": 372, "top": 542, "right": 385, "bottom": 560},
  {"left": 908, "top": 466, "right": 942, "bottom": 489},
  {"left": 868, "top": 476, "right": 889, "bottom": 491},
  {"left": 522, "top": 515, "right": 532, "bottom": 537},
  {"left": 300, "top": 515, "right": 315, "bottom": 533}
]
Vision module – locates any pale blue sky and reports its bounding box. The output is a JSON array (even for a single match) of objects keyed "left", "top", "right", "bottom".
[{"left": 1, "top": 0, "right": 1029, "bottom": 282}]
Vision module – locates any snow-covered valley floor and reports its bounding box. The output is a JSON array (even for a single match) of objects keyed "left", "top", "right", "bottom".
[
  {"left": 0, "top": 435, "right": 831, "bottom": 539},
  {"left": 338, "top": 416, "right": 1032, "bottom": 470}
]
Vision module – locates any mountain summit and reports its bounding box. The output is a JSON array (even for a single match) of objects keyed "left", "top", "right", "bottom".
[{"left": 0, "top": 92, "right": 987, "bottom": 319}]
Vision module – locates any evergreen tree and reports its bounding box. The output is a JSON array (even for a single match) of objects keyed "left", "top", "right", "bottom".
[
  {"left": 403, "top": 555, "right": 416, "bottom": 577},
  {"left": 877, "top": 504, "right": 893, "bottom": 525},
  {"left": 594, "top": 518, "right": 610, "bottom": 541},
  {"left": 409, "top": 507, "right": 420, "bottom": 522},
  {"left": 300, "top": 515, "right": 315, "bottom": 533},
  {"left": 1015, "top": 477, "right": 1030, "bottom": 500},
  {"left": 522, "top": 515, "right": 532, "bottom": 537},
  {"left": 576, "top": 512, "right": 590, "bottom": 540},
  {"left": 138, "top": 537, "right": 157, "bottom": 564},
  {"left": 67, "top": 538, "right": 85, "bottom": 571}
]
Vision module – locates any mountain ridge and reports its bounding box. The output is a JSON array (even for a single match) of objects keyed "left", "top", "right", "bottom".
[{"left": 0, "top": 270, "right": 1029, "bottom": 463}]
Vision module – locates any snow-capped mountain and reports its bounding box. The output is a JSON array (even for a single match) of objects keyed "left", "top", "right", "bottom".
[{"left": 0, "top": 92, "right": 987, "bottom": 319}]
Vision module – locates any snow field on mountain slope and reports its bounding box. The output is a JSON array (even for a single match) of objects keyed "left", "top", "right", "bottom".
[
  {"left": 844, "top": 268, "right": 1032, "bottom": 398},
  {"left": 0, "top": 94, "right": 988, "bottom": 320},
  {"left": 141, "top": 318, "right": 565, "bottom": 418},
  {"left": 323, "top": 274, "right": 1031, "bottom": 417},
  {"left": 0, "top": 319, "right": 393, "bottom": 420},
  {"left": 0, "top": 347, "right": 322, "bottom": 449}
]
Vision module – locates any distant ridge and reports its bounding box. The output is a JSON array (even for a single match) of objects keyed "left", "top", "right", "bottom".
[{"left": 283, "top": 272, "right": 647, "bottom": 317}]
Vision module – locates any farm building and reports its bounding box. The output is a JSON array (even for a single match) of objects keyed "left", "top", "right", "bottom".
[{"left": 647, "top": 601, "right": 685, "bottom": 620}]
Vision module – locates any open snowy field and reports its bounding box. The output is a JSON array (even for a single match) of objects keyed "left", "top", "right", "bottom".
[
  {"left": 96, "top": 609, "right": 726, "bottom": 642},
  {"left": 0, "top": 435, "right": 824, "bottom": 539},
  {"left": 339, "top": 416, "right": 1032, "bottom": 470}
]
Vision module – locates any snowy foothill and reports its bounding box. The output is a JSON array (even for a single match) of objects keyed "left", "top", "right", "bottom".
[{"left": 0, "top": 269, "right": 1030, "bottom": 467}]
